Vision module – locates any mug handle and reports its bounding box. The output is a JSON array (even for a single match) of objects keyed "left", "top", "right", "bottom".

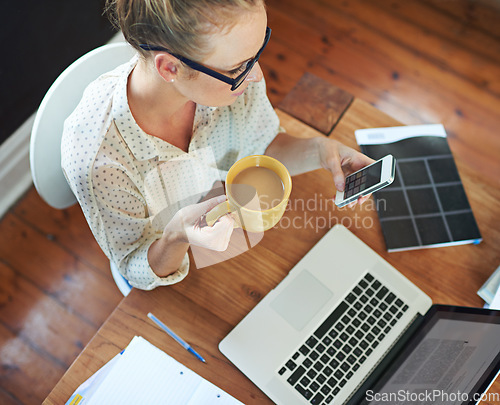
[{"left": 205, "top": 201, "right": 242, "bottom": 228}]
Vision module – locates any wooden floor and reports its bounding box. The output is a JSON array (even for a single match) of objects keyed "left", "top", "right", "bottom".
[{"left": 1, "top": 0, "right": 499, "bottom": 403}]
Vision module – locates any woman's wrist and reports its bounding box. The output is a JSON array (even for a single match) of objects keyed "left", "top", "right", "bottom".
[
  {"left": 148, "top": 229, "right": 190, "bottom": 277},
  {"left": 163, "top": 210, "right": 191, "bottom": 244},
  {"left": 313, "top": 136, "right": 326, "bottom": 168},
  {"left": 266, "top": 133, "right": 324, "bottom": 175}
]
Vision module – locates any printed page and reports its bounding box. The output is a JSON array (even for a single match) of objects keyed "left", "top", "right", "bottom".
[{"left": 369, "top": 319, "right": 500, "bottom": 404}]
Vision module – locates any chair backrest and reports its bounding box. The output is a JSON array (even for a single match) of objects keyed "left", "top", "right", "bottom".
[{"left": 30, "top": 42, "right": 136, "bottom": 209}]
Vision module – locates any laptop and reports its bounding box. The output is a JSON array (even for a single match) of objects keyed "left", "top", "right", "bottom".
[{"left": 219, "top": 225, "right": 500, "bottom": 404}]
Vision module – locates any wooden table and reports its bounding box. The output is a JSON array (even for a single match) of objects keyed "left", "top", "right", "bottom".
[{"left": 44, "top": 74, "right": 500, "bottom": 404}]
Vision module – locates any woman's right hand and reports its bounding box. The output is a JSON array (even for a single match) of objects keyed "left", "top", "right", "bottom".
[{"left": 166, "top": 195, "right": 235, "bottom": 252}]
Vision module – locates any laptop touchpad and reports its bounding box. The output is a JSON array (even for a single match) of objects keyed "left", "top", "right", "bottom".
[{"left": 270, "top": 270, "right": 333, "bottom": 331}]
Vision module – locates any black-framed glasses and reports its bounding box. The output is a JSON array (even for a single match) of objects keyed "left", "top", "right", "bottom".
[{"left": 139, "top": 27, "right": 271, "bottom": 91}]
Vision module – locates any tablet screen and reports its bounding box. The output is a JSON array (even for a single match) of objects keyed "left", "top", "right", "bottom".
[{"left": 363, "top": 306, "right": 500, "bottom": 405}]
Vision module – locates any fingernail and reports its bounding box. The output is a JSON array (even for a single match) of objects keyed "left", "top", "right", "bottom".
[{"left": 217, "top": 195, "right": 227, "bottom": 203}]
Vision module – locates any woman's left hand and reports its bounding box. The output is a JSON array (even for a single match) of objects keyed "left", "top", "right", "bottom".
[{"left": 317, "top": 137, "right": 375, "bottom": 205}]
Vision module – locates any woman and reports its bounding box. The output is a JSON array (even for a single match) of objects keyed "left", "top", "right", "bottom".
[{"left": 62, "top": 0, "right": 373, "bottom": 290}]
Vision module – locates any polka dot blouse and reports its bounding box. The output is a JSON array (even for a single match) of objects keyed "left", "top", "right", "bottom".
[{"left": 61, "top": 56, "right": 280, "bottom": 290}]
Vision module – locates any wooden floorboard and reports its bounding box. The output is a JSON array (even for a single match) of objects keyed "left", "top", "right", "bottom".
[
  {"left": 0, "top": 322, "right": 66, "bottom": 404},
  {"left": 0, "top": 190, "right": 122, "bottom": 403},
  {"left": 1, "top": 0, "right": 499, "bottom": 403}
]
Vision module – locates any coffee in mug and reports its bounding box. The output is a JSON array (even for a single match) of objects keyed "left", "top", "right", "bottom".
[
  {"left": 205, "top": 155, "right": 291, "bottom": 232},
  {"left": 229, "top": 166, "right": 285, "bottom": 211}
]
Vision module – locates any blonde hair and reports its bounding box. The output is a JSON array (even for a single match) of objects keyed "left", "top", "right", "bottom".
[{"left": 106, "top": 0, "right": 264, "bottom": 61}]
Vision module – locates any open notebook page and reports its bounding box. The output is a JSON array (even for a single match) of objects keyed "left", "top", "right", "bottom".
[{"left": 86, "top": 336, "right": 243, "bottom": 405}]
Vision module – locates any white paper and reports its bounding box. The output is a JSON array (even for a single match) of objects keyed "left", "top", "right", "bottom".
[
  {"left": 489, "top": 284, "right": 500, "bottom": 310},
  {"left": 65, "top": 353, "right": 122, "bottom": 404},
  {"left": 478, "top": 265, "right": 500, "bottom": 304},
  {"left": 355, "top": 123, "right": 447, "bottom": 145},
  {"left": 85, "top": 336, "right": 243, "bottom": 405}
]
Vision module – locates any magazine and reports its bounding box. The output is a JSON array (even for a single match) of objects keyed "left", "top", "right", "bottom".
[{"left": 355, "top": 124, "right": 481, "bottom": 252}]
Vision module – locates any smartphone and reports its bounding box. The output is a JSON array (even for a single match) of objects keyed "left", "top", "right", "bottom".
[{"left": 335, "top": 154, "right": 396, "bottom": 207}]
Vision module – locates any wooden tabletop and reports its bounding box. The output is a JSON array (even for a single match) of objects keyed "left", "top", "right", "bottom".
[{"left": 44, "top": 74, "right": 500, "bottom": 404}]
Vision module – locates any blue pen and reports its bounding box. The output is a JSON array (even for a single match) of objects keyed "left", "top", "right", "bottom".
[{"left": 147, "top": 312, "right": 206, "bottom": 363}]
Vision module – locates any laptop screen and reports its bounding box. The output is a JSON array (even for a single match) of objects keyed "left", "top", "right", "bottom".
[{"left": 362, "top": 305, "right": 500, "bottom": 405}]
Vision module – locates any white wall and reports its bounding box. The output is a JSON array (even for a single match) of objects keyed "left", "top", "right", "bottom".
[
  {"left": 0, "top": 114, "right": 34, "bottom": 218},
  {"left": 0, "top": 33, "right": 125, "bottom": 219}
]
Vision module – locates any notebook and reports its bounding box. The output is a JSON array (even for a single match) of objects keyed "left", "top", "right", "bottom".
[
  {"left": 67, "top": 336, "right": 242, "bottom": 405},
  {"left": 219, "top": 225, "right": 500, "bottom": 404},
  {"left": 355, "top": 124, "right": 482, "bottom": 252}
]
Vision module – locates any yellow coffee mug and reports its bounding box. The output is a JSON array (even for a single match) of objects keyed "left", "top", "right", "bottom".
[{"left": 206, "top": 155, "right": 292, "bottom": 232}]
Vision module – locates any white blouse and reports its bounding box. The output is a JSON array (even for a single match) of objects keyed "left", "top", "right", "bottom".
[{"left": 62, "top": 56, "right": 280, "bottom": 290}]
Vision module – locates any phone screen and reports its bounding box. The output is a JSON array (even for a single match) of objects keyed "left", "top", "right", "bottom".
[{"left": 344, "top": 161, "right": 382, "bottom": 199}]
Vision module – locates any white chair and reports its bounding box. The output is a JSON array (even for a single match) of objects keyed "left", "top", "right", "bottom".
[{"left": 30, "top": 42, "right": 136, "bottom": 296}]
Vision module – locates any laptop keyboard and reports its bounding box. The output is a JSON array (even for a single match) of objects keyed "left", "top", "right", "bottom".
[{"left": 277, "top": 272, "right": 409, "bottom": 404}]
